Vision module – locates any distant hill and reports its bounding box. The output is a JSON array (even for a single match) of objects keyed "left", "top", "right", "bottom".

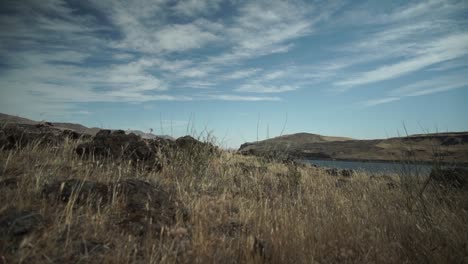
[
  {"left": 0, "top": 113, "right": 102, "bottom": 135},
  {"left": 0, "top": 113, "right": 37, "bottom": 125},
  {"left": 239, "top": 132, "right": 468, "bottom": 164},
  {"left": 0, "top": 113, "right": 172, "bottom": 140},
  {"left": 239, "top": 133, "right": 352, "bottom": 152}
]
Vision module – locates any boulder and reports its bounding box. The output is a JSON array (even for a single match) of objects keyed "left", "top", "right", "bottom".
[
  {"left": 0, "top": 209, "right": 43, "bottom": 238},
  {"left": 76, "top": 129, "right": 161, "bottom": 166},
  {"left": 96, "top": 129, "right": 111, "bottom": 137},
  {"left": 0, "top": 124, "right": 65, "bottom": 149},
  {"left": 341, "top": 169, "right": 354, "bottom": 177},
  {"left": 0, "top": 178, "right": 19, "bottom": 189},
  {"left": 61, "top": 129, "right": 82, "bottom": 140},
  {"left": 326, "top": 168, "right": 354, "bottom": 177},
  {"left": 42, "top": 178, "right": 179, "bottom": 235},
  {"left": 175, "top": 135, "right": 216, "bottom": 153},
  {"left": 42, "top": 179, "right": 111, "bottom": 205},
  {"left": 326, "top": 168, "right": 339, "bottom": 176},
  {"left": 430, "top": 167, "right": 468, "bottom": 189},
  {"left": 112, "top": 129, "right": 126, "bottom": 135},
  {"left": 0, "top": 130, "right": 7, "bottom": 148},
  {"left": 0, "top": 208, "right": 44, "bottom": 253}
]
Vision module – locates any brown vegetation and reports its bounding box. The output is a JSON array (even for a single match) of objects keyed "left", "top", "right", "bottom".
[{"left": 1, "top": 128, "right": 468, "bottom": 263}]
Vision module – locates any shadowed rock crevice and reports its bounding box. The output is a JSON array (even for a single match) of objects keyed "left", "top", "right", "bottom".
[
  {"left": 41, "top": 178, "right": 181, "bottom": 235},
  {"left": 0, "top": 208, "right": 44, "bottom": 253}
]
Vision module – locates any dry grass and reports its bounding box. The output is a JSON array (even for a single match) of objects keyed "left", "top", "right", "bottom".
[{"left": 1, "top": 137, "right": 468, "bottom": 263}]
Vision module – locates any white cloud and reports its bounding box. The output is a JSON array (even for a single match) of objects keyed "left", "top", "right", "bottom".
[
  {"left": 183, "top": 81, "right": 216, "bottom": 89},
  {"left": 363, "top": 72, "right": 468, "bottom": 107},
  {"left": 203, "top": 0, "right": 327, "bottom": 66},
  {"left": 261, "top": 70, "right": 288, "bottom": 81},
  {"left": 335, "top": 33, "right": 468, "bottom": 88},
  {"left": 235, "top": 84, "right": 297, "bottom": 93},
  {"left": 156, "top": 23, "right": 220, "bottom": 52},
  {"left": 222, "top": 68, "right": 261, "bottom": 80},
  {"left": 205, "top": 95, "right": 281, "bottom": 101},
  {"left": 390, "top": 74, "right": 468, "bottom": 97},
  {"left": 173, "top": 0, "right": 222, "bottom": 17},
  {"left": 363, "top": 97, "right": 400, "bottom": 107},
  {"left": 427, "top": 58, "right": 468, "bottom": 72}
]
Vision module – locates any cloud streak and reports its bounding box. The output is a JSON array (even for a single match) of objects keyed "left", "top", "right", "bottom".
[{"left": 0, "top": 0, "right": 467, "bottom": 117}]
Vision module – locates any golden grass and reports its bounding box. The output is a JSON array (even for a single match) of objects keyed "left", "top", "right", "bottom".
[{"left": 1, "top": 138, "right": 467, "bottom": 263}]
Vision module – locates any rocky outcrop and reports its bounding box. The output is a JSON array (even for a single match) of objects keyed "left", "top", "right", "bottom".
[
  {"left": 430, "top": 167, "right": 468, "bottom": 189},
  {"left": 175, "top": 135, "right": 218, "bottom": 154},
  {"left": 42, "top": 179, "right": 112, "bottom": 205},
  {"left": 0, "top": 208, "right": 44, "bottom": 252},
  {"left": 76, "top": 130, "right": 162, "bottom": 166},
  {"left": 42, "top": 178, "right": 180, "bottom": 235},
  {"left": 0, "top": 123, "right": 88, "bottom": 150},
  {"left": 326, "top": 168, "right": 354, "bottom": 177}
]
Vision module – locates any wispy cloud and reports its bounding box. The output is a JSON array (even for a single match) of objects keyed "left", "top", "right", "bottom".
[
  {"left": 335, "top": 33, "right": 468, "bottom": 88},
  {"left": 363, "top": 72, "right": 468, "bottom": 107},
  {"left": 390, "top": 74, "right": 468, "bottom": 97},
  {"left": 235, "top": 84, "right": 297, "bottom": 94},
  {"left": 205, "top": 95, "right": 281, "bottom": 101},
  {"left": 0, "top": 0, "right": 467, "bottom": 119},
  {"left": 172, "top": 0, "right": 222, "bottom": 17},
  {"left": 221, "top": 68, "right": 262, "bottom": 80},
  {"left": 363, "top": 97, "right": 401, "bottom": 107}
]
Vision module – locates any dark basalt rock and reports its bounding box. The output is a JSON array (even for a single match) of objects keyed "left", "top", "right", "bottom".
[
  {"left": 61, "top": 129, "right": 82, "bottom": 140},
  {"left": 0, "top": 123, "right": 87, "bottom": 150},
  {"left": 430, "top": 167, "right": 468, "bottom": 189},
  {"left": 326, "top": 168, "right": 354, "bottom": 177},
  {"left": 175, "top": 135, "right": 217, "bottom": 153},
  {"left": 0, "top": 208, "right": 44, "bottom": 253},
  {"left": 0, "top": 124, "right": 62, "bottom": 149},
  {"left": 42, "top": 178, "right": 180, "bottom": 235},
  {"left": 112, "top": 129, "right": 126, "bottom": 135},
  {"left": 42, "top": 179, "right": 112, "bottom": 205},
  {"left": 95, "top": 129, "right": 111, "bottom": 137},
  {"left": 326, "top": 168, "right": 339, "bottom": 176},
  {"left": 76, "top": 129, "right": 161, "bottom": 166},
  {"left": 0, "top": 209, "right": 43, "bottom": 238},
  {"left": 114, "top": 179, "right": 178, "bottom": 231},
  {"left": 0, "top": 178, "right": 19, "bottom": 189},
  {"left": 341, "top": 169, "right": 354, "bottom": 177}
]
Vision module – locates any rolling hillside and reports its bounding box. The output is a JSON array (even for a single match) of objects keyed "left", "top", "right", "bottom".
[{"left": 239, "top": 132, "right": 468, "bottom": 164}]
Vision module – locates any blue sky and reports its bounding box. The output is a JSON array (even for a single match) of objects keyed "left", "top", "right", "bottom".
[{"left": 0, "top": 0, "right": 467, "bottom": 148}]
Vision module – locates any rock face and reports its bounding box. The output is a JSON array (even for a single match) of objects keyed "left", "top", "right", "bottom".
[
  {"left": 175, "top": 135, "right": 218, "bottom": 153},
  {"left": 0, "top": 178, "right": 19, "bottom": 190},
  {"left": 430, "top": 167, "right": 468, "bottom": 188},
  {"left": 0, "top": 124, "right": 62, "bottom": 149},
  {"left": 0, "top": 209, "right": 43, "bottom": 237},
  {"left": 326, "top": 168, "right": 339, "bottom": 176},
  {"left": 42, "top": 178, "right": 179, "bottom": 235},
  {"left": 0, "top": 123, "right": 88, "bottom": 150},
  {"left": 114, "top": 179, "right": 178, "bottom": 234},
  {"left": 326, "top": 168, "right": 354, "bottom": 177},
  {"left": 76, "top": 130, "right": 161, "bottom": 164},
  {"left": 0, "top": 208, "right": 44, "bottom": 252},
  {"left": 42, "top": 179, "right": 112, "bottom": 205}
]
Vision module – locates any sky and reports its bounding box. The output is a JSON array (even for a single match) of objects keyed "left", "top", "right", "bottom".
[{"left": 0, "top": 0, "right": 467, "bottom": 148}]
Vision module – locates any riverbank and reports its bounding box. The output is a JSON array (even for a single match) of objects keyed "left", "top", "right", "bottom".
[{"left": 239, "top": 132, "right": 468, "bottom": 165}]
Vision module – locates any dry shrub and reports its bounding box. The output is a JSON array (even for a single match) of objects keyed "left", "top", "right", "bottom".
[{"left": 0, "top": 137, "right": 467, "bottom": 263}]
